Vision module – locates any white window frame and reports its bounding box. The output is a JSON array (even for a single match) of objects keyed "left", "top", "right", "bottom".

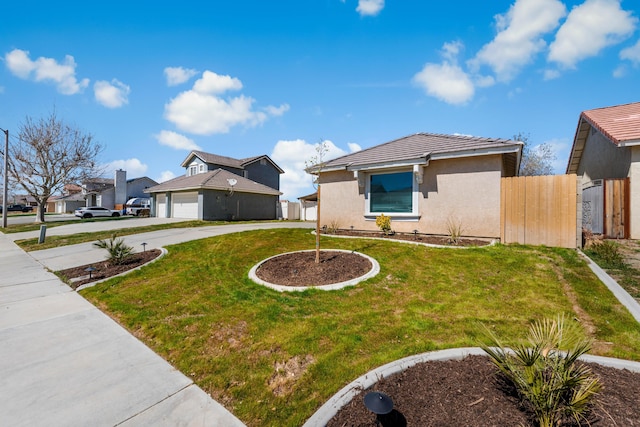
[
  {"left": 189, "top": 165, "right": 197, "bottom": 176},
  {"left": 364, "top": 169, "right": 420, "bottom": 220},
  {"left": 199, "top": 164, "right": 205, "bottom": 173}
]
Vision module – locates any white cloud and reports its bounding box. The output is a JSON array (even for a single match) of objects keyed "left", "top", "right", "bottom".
[
  {"left": 157, "top": 170, "right": 177, "bottom": 183},
  {"left": 347, "top": 142, "right": 362, "bottom": 152},
  {"left": 620, "top": 39, "right": 640, "bottom": 64},
  {"left": 356, "top": 0, "right": 384, "bottom": 17},
  {"left": 613, "top": 65, "right": 627, "bottom": 78},
  {"left": 543, "top": 69, "right": 562, "bottom": 80},
  {"left": 104, "top": 158, "right": 148, "bottom": 178},
  {"left": 94, "top": 79, "right": 130, "bottom": 108},
  {"left": 164, "top": 66, "right": 198, "bottom": 86},
  {"left": 413, "top": 62, "right": 475, "bottom": 105},
  {"left": 164, "top": 70, "right": 288, "bottom": 135},
  {"left": 548, "top": 0, "right": 637, "bottom": 69},
  {"left": 270, "top": 139, "right": 354, "bottom": 200},
  {"left": 5, "top": 49, "right": 89, "bottom": 95},
  {"left": 193, "top": 70, "right": 243, "bottom": 94},
  {"left": 155, "top": 130, "right": 201, "bottom": 151},
  {"left": 471, "top": 0, "right": 566, "bottom": 82}
]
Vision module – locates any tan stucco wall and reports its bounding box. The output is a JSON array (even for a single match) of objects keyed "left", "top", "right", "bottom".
[
  {"left": 318, "top": 155, "right": 504, "bottom": 238},
  {"left": 577, "top": 131, "right": 631, "bottom": 183}
]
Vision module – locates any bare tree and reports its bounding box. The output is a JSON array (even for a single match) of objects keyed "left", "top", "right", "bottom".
[
  {"left": 305, "top": 140, "right": 329, "bottom": 264},
  {"left": 515, "top": 132, "right": 556, "bottom": 176},
  {"left": 8, "top": 110, "right": 103, "bottom": 222}
]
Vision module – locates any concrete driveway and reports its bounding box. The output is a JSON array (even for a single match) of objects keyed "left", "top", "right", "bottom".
[{"left": 30, "top": 221, "right": 315, "bottom": 271}]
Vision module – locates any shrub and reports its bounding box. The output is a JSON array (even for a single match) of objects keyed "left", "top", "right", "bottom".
[
  {"left": 584, "top": 240, "right": 625, "bottom": 269},
  {"left": 327, "top": 219, "right": 341, "bottom": 234},
  {"left": 375, "top": 214, "right": 392, "bottom": 234},
  {"left": 93, "top": 234, "right": 135, "bottom": 265},
  {"left": 481, "top": 315, "right": 601, "bottom": 427},
  {"left": 446, "top": 216, "right": 464, "bottom": 245}
]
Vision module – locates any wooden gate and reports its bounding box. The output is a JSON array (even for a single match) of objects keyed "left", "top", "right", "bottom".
[
  {"left": 603, "top": 178, "right": 629, "bottom": 239},
  {"left": 501, "top": 175, "right": 578, "bottom": 248}
]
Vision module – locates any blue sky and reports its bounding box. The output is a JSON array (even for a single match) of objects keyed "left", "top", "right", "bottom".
[{"left": 2, "top": 0, "right": 640, "bottom": 201}]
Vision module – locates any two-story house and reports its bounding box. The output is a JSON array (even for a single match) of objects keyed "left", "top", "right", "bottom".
[{"left": 145, "top": 150, "right": 283, "bottom": 220}]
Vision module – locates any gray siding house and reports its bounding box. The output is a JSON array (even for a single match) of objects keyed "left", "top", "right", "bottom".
[
  {"left": 145, "top": 150, "right": 283, "bottom": 220},
  {"left": 83, "top": 170, "right": 158, "bottom": 209}
]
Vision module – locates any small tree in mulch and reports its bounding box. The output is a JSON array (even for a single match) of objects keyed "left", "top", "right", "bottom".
[
  {"left": 375, "top": 213, "right": 393, "bottom": 235},
  {"left": 481, "top": 315, "right": 601, "bottom": 427},
  {"left": 93, "top": 234, "right": 135, "bottom": 265}
]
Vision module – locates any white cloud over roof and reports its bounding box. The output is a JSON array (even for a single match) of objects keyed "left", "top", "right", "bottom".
[
  {"left": 155, "top": 130, "right": 201, "bottom": 150},
  {"left": 548, "top": 0, "right": 637, "bottom": 69},
  {"left": 5, "top": 49, "right": 89, "bottom": 95},
  {"left": 271, "top": 139, "right": 358, "bottom": 200},
  {"left": 471, "top": 0, "right": 566, "bottom": 82},
  {"left": 164, "top": 70, "right": 289, "bottom": 135},
  {"left": 104, "top": 158, "right": 148, "bottom": 178}
]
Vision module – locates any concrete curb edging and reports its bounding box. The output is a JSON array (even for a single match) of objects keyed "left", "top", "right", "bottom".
[
  {"left": 578, "top": 249, "right": 640, "bottom": 324},
  {"left": 302, "top": 347, "right": 640, "bottom": 427},
  {"left": 76, "top": 248, "right": 168, "bottom": 291},
  {"left": 248, "top": 249, "right": 380, "bottom": 292}
]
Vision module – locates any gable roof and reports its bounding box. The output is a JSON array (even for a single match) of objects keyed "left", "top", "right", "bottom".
[
  {"left": 181, "top": 150, "right": 284, "bottom": 173},
  {"left": 566, "top": 102, "right": 640, "bottom": 174},
  {"left": 144, "top": 168, "right": 281, "bottom": 196},
  {"left": 313, "top": 133, "right": 521, "bottom": 172}
]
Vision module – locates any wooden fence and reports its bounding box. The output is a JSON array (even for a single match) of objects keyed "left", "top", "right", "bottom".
[{"left": 501, "top": 174, "right": 579, "bottom": 248}]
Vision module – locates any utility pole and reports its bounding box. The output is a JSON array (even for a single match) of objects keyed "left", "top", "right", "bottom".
[{"left": 1, "top": 128, "right": 8, "bottom": 229}]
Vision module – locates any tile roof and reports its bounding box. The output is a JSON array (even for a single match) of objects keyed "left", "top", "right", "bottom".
[
  {"left": 182, "top": 151, "right": 284, "bottom": 173},
  {"left": 317, "top": 133, "right": 521, "bottom": 171},
  {"left": 580, "top": 102, "right": 640, "bottom": 145},
  {"left": 144, "top": 168, "right": 281, "bottom": 196}
]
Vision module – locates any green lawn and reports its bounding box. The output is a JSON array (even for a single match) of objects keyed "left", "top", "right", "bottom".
[{"left": 80, "top": 229, "right": 640, "bottom": 427}]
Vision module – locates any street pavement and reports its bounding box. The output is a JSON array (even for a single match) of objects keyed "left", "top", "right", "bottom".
[{"left": 0, "top": 219, "right": 314, "bottom": 427}]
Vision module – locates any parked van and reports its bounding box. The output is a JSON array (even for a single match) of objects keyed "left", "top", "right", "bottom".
[{"left": 125, "top": 197, "right": 151, "bottom": 216}]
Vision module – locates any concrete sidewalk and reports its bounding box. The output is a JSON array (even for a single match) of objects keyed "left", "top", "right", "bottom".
[{"left": 0, "top": 232, "right": 247, "bottom": 426}]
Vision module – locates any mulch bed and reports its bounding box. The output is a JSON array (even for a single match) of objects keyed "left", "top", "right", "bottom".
[
  {"left": 322, "top": 229, "right": 491, "bottom": 247},
  {"left": 255, "top": 251, "right": 372, "bottom": 287},
  {"left": 57, "top": 249, "right": 161, "bottom": 289},
  {"left": 327, "top": 355, "right": 640, "bottom": 426}
]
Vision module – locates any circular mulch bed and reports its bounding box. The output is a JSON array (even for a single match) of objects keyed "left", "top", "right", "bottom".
[
  {"left": 253, "top": 250, "right": 374, "bottom": 288},
  {"left": 57, "top": 249, "right": 162, "bottom": 289},
  {"left": 326, "top": 355, "right": 640, "bottom": 426}
]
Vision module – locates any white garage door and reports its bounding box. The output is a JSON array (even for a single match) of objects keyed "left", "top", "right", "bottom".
[
  {"left": 156, "top": 194, "right": 166, "bottom": 218},
  {"left": 171, "top": 192, "right": 199, "bottom": 219}
]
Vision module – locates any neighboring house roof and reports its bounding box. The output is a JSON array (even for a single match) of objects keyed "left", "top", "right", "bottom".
[
  {"left": 298, "top": 192, "right": 318, "bottom": 202},
  {"left": 181, "top": 150, "right": 284, "bottom": 173},
  {"left": 144, "top": 168, "right": 281, "bottom": 196},
  {"left": 52, "top": 192, "right": 85, "bottom": 202},
  {"left": 312, "top": 133, "right": 522, "bottom": 172},
  {"left": 567, "top": 102, "right": 640, "bottom": 174}
]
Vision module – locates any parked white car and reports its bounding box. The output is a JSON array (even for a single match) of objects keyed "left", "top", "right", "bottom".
[{"left": 75, "top": 206, "right": 121, "bottom": 219}]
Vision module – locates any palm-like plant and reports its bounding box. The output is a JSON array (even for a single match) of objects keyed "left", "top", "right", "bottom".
[
  {"left": 481, "top": 315, "right": 601, "bottom": 426},
  {"left": 93, "top": 234, "right": 134, "bottom": 265}
]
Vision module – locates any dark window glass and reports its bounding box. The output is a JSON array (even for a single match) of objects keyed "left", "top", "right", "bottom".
[{"left": 370, "top": 172, "right": 412, "bottom": 213}]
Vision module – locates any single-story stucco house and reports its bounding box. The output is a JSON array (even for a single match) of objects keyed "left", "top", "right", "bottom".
[
  {"left": 566, "top": 101, "right": 640, "bottom": 239},
  {"left": 309, "top": 132, "right": 522, "bottom": 238},
  {"left": 145, "top": 150, "right": 282, "bottom": 220}
]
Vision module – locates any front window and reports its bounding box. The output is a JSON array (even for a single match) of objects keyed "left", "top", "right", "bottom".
[
  {"left": 189, "top": 165, "right": 197, "bottom": 176},
  {"left": 369, "top": 172, "right": 413, "bottom": 213},
  {"left": 364, "top": 170, "right": 419, "bottom": 220}
]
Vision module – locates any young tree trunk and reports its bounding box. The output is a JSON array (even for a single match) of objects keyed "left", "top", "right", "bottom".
[
  {"left": 315, "top": 185, "right": 321, "bottom": 264},
  {"left": 36, "top": 202, "right": 46, "bottom": 223}
]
